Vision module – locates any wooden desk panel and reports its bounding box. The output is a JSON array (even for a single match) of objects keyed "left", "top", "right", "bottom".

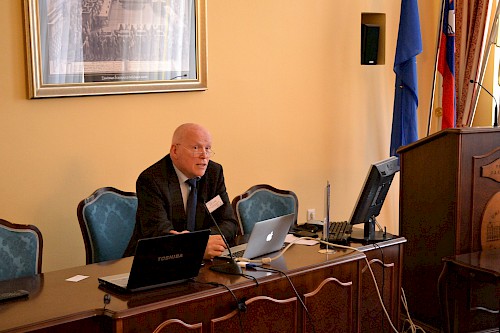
[
  {"left": 115, "top": 244, "right": 365, "bottom": 333},
  {"left": 358, "top": 240, "right": 404, "bottom": 332},
  {"left": 0, "top": 237, "right": 405, "bottom": 333},
  {"left": 210, "top": 296, "right": 298, "bottom": 333}
]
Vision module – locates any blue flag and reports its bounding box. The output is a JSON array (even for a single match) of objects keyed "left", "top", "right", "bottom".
[{"left": 390, "top": 0, "right": 423, "bottom": 157}]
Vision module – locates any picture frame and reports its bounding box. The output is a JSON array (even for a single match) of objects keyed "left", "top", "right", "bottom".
[{"left": 24, "top": 0, "right": 207, "bottom": 98}]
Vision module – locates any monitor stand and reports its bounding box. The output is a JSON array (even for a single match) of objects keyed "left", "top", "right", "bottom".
[{"left": 349, "top": 216, "right": 395, "bottom": 243}]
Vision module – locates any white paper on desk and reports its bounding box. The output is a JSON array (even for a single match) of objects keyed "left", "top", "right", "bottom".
[
  {"left": 285, "top": 234, "right": 319, "bottom": 246},
  {"left": 66, "top": 275, "right": 89, "bottom": 282}
]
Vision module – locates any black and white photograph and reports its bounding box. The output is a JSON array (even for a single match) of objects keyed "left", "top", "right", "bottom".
[{"left": 25, "top": 0, "right": 207, "bottom": 98}]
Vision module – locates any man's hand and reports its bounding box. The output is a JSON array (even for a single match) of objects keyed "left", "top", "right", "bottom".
[
  {"left": 169, "top": 230, "right": 189, "bottom": 235},
  {"left": 203, "top": 235, "right": 227, "bottom": 260},
  {"left": 169, "top": 231, "right": 226, "bottom": 260}
]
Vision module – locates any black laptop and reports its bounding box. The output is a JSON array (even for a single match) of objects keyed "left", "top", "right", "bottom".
[{"left": 98, "top": 229, "right": 210, "bottom": 293}]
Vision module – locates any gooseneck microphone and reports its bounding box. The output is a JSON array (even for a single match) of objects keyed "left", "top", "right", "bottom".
[
  {"left": 203, "top": 201, "right": 243, "bottom": 275},
  {"left": 470, "top": 79, "right": 499, "bottom": 127}
]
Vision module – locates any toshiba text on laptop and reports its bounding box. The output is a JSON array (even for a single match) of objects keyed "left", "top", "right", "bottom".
[{"left": 98, "top": 229, "right": 210, "bottom": 292}]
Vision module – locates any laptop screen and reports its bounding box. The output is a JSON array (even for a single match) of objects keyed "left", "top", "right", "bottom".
[{"left": 99, "top": 229, "right": 210, "bottom": 292}]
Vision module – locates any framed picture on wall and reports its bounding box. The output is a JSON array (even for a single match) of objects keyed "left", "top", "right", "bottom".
[{"left": 24, "top": 0, "right": 207, "bottom": 98}]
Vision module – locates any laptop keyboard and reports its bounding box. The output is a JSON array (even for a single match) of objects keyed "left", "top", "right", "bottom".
[
  {"left": 232, "top": 249, "right": 245, "bottom": 258},
  {"left": 230, "top": 243, "right": 288, "bottom": 259}
]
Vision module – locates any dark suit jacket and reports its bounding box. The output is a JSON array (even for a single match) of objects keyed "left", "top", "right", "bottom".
[{"left": 124, "top": 154, "right": 238, "bottom": 257}]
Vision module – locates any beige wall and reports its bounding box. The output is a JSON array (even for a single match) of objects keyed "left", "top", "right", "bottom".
[{"left": 1, "top": 0, "right": 438, "bottom": 272}]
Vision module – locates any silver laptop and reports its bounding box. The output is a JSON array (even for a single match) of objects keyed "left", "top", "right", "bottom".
[
  {"left": 98, "top": 229, "right": 210, "bottom": 293},
  {"left": 221, "top": 213, "right": 295, "bottom": 260}
]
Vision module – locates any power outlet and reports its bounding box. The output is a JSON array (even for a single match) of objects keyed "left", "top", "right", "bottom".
[{"left": 307, "top": 209, "right": 316, "bottom": 221}]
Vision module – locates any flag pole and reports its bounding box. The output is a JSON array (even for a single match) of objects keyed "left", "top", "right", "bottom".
[
  {"left": 427, "top": 0, "right": 446, "bottom": 136},
  {"left": 467, "top": 3, "right": 500, "bottom": 126}
]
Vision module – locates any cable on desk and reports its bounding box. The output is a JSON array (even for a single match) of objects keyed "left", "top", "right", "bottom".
[
  {"left": 235, "top": 235, "right": 340, "bottom": 265},
  {"left": 240, "top": 272, "right": 259, "bottom": 287},
  {"left": 252, "top": 266, "right": 316, "bottom": 333},
  {"left": 209, "top": 260, "right": 260, "bottom": 287}
]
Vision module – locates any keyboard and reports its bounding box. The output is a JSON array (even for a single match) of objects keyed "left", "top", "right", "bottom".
[
  {"left": 232, "top": 249, "right": 245, "bottom": 258},
  {"left": 0, "top": 290, "right": 29, "bottom": 303},
  {"left": 227, "top": 243, "right": 287, "bottom": 259},
  {"left": 326, "top": 221, "right": 352, "bottom": 245}
]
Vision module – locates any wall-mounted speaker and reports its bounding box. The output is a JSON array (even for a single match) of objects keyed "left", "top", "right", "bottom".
[{"left": 361, "top": 24, "right": 380, "bottom": 65}]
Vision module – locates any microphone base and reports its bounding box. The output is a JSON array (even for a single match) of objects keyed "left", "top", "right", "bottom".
[{"left": 210, "top": 260, "right": 243, "bottom": 275}]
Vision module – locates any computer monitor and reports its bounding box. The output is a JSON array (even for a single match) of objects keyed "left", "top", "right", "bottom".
[{"left": 349, "top": 156, "right": 399, "bottom": 243}]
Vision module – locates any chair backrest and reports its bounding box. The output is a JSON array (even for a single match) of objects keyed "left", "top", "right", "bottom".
[
  {"left": 77, "top": 187, "right": 138, "bottom": 264},
  {"left": 0, "top": 219, "right": 43, "bottom": 282},
  {"left": 232, "top": 184, "right": 298, "bottom": 235}
]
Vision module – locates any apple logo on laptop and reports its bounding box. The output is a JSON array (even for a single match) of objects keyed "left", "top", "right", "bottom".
[{"left": 266, "top": 230, "right": 274, "bottom": 242}]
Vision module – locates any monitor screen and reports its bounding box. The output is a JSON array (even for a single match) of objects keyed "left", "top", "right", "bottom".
[{"left": 349, "top": 156, "right": 399, "bottom": 242}]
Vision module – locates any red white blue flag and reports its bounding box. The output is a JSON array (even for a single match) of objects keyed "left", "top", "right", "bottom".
[{"left": 437, "top": 0, "right": 456, "bottom": 129}]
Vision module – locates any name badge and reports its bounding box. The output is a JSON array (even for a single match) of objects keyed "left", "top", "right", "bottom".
[{"left": 206, "top": 195, "right": 224, "bottom": 213}]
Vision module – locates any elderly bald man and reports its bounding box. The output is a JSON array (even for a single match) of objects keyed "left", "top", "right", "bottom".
[{"left": 124, "top": 123, "right": 238, "bottom": 260}]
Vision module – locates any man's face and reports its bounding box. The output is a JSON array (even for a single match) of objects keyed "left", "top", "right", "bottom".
[{"left": 171, "top": 126, "right": 212, "bottom": 179}]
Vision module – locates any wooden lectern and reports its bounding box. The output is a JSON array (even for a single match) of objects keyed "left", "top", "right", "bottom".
[{"left": 398, "top": 127, "right": 500, "bottom": 332}]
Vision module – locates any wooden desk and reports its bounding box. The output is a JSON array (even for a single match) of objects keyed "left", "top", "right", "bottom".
[
  {"left": 438, "top": 248, "right": 500, "bottom": 333},
  {"left": 0, "top": 236, "right": 405, "bottom": 333}
]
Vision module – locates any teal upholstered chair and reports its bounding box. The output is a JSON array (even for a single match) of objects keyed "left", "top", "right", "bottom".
[
  {"left": 0, "top": 219, "right": 43, "bottom": 282},
  {"left": 232, "top": 184, "right": 299, "bottom": 236},
  {"left": 77, "top": 187, "right": 137, "bottom": 264}
]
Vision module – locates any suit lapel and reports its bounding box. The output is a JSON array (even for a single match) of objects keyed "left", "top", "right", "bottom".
[{"left": 164, "top": 156, "right": 187, "bottom": 228}]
